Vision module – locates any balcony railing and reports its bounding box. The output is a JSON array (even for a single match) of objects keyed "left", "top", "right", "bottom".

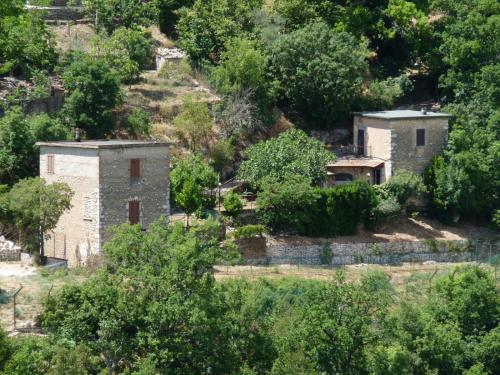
[{"left": 328, "top": 144, "right": 372, "bottom": 157}]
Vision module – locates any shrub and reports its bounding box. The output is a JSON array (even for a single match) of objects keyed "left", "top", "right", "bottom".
[
  {"left": 382, "top": 169, "right": 426, "bottom": 205},
  {"left": 233, "top": 224, "right": 265, "bottom": 239},
  {"left": 223, "top": 192, "right": 244, "bottom": 219},
  {"left": 372, "top": 196, "right": 402, "bottom": 227}
]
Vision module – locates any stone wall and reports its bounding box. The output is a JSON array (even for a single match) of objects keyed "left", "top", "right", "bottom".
[
  {"left": 98, "top": 146, "right": 170, "bottom": 246},
  {"left": 390, "top": 117, "right": 449, "bottom": 175},
  {"left": 245, "top": 238, "right": 498, "bottom": 266},
  {"left": 0, "top": 236, "right": 21, "bottom": 262},
  {"left": 41, "top": 146, "right": 101, "bottom": 266},
  {"left": 24, "top": 90, "right": 64, "bottom": 115}
]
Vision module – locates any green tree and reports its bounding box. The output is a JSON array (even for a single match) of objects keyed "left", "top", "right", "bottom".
[
  {"left": 41, "top": 219, "right": 239, "bottom": 374},
  {"left": 176, "top": 178, "right": 202, "bottom": 227},
  {"left": 0, "top": 12, "right": 57, "bottom": 78},
  {"left": 170, "top": 154, "right": 218, "bottom": 210},
  {"left": 212, "top": 38, "right": 274, "bottom": 118},
  {"left": 0, "top": 108, "right": 36, "bottom": 184},
  {"left": 84, "top": 0, "right": 160, "bottom": 34},
  {"left": 267, "top": 21, "right": 369, "bottom": 127},
  {"left": 177, "top": 0, "right": 263, "bottom": 63},
  {"left": 0, "top": 109, "right": 69, "bottom": 185},
  {"left": 238, "top": 129, "right": 335, "bottom": 189},
  {"left": 173, "top": 94, "right": 213, "bottom": 151},
  {"left": 62, "top": 55, "right": 123, "bottom": 139},
  {"left": 8, "top": 177, "right": 73, "bottom": 254}
]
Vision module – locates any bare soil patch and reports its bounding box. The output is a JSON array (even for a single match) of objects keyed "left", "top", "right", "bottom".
[{"left": 267, "top": 217, "right": 498, "bottom": 246}]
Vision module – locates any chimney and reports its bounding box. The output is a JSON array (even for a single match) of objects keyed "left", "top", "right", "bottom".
[{"left": 75, "top": 128, "right": 81, "bottom": 142}]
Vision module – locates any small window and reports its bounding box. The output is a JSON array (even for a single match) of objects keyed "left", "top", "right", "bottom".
[
  {"left": 83, "top": 195, "right": 92, "bottom": 221},
  {"left": 130, "top": 159, "right": 141, "bottom": 178},
  {"left": 416, "top": 129, "right": 426, "bottom": 146},
  {"left": 128, "top": 201, "right": 140, "bottom": 225},
  {"left": 47, "top": 155, "right": 54, "bottom": 174}
]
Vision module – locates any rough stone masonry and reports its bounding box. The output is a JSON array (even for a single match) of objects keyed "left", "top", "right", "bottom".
[{"left": 37, "top": 140, "right": 170, "bottom": 267}]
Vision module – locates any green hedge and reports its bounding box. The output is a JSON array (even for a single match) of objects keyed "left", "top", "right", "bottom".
[{"left": 257, "top": 181, "right": 377, "bottom": 236}]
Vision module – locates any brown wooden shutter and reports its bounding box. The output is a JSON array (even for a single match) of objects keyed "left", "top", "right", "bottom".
[
  {"left": 47, "top": 155, "right": 54, "bottom": 174},
  {"left": 130, "top": 159, "right": 141, "bottom": 178},
  {"left": 416, "top": 129, "right": 426, "bottom": 146},
  {"left": 128, "top": 201, "right": 140, "bottom": 225}
]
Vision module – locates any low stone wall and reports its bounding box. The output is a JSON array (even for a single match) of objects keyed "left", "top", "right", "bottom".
[
  {"left": 0, "top": 236, "right": 21, "bottom": 262},
  {"left": 248, "top": 239, "right": 499, "bottom": 266}
]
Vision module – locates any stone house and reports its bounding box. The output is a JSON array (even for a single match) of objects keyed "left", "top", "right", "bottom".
[
  {"left": 327, "top": 110, "right": 451, "bottom": 186},
  {"left": 37, "top": 140, "right": 170, "bottom": 266}
]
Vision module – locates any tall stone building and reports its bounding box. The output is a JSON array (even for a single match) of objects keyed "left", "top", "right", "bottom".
[
  {"left": 328, "top": 110, "right": 451, "bottom": 185},
  {"left": 37, "top": 140, "right": 170, "bottom": 266}
]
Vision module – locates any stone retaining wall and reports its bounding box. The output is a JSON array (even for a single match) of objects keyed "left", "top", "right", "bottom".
[
  {"left": 245, "top": 238, "right": 498, "bottom": 265},
  {"left": 0, "top": 236, "right": 21, "bottom": 262}
]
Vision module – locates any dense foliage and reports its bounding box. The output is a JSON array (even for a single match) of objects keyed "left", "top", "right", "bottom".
[
  {"left": 62, "top": 55, "right": 123, "bottom": 139},
  {"left": 0, "top": 3, "right": 57, "bottom": 79},
  {"left": 84, "top": 0, "right": 160, "bottom": 34},
  {"left": 267, "top": 21, "right": 368, "bottom": 126},
  {"left": 238, "top": 129, "right": 335, "bottom": 189},
  {"left": 257, "top": 178, "right": 377, "bottom": 236},
  {"left": 170, "top": 154, "right": 218, "bottom": 211},
  {"left": 1, "top": 221, "right": 496, "bottom": 374}
]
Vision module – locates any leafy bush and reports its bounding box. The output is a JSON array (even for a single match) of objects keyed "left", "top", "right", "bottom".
[
  {"left": 381, "top": 169, "right": 426, "bottom": 206},
  {"left": 7, "top": 177, "right": 73, "bottom": 253},
  {"left": 257, "top": 178, "right": 377, "bottom": 236},
  {"left": 372, "top": 196, "right": 402, "bottom": 227},
  {"left": 95, "top": 27, "right": 154, "bottom": 82},
  {"left": 238, "top": 128, "right": 335, "bottom": 190},
  {"left": 223, "top": 191, "right": 244, "bottom": 219},
  {"left": 232, "top": 224, "right": 265, "bottom": 239},
  {"left": 173, "top": 94, "right": 213, "bottom": 151}
]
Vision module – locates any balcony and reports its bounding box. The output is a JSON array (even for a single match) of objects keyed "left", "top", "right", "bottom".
[{"left": 328, "top": 144, "right": 372, "bottom": 158}]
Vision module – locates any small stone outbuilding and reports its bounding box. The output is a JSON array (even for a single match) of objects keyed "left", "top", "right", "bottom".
[
  {"left": 328, "top": 110, "right": 451, "bottom": 186},
  {"left": 37, "top": 140, "right": 170, "bottom": 266}
]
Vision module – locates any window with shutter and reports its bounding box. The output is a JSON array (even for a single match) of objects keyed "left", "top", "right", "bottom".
[
  {"left": 416, "top": 129, "right": 426, "bottom": 146},
  {"left": 130, "top": 159, "right": 141, "bottom": 178},
  {"left": 47, "top": 155, "right": 54, "bottom": 174},
  {"left": 128, "top": 201, "right": 140, "bottom": 225}
]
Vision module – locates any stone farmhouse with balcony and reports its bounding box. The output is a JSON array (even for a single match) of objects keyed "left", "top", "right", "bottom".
[
  {"left": 327, "top": 109, "right": 451, "bottom": 186},
  {"left": 37, "top": 140, "right": 170, "bottom": 267}
]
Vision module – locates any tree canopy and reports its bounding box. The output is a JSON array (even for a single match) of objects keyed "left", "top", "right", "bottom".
[{"left": 238, "top": 128, "right": 335, "bottom": 189}]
